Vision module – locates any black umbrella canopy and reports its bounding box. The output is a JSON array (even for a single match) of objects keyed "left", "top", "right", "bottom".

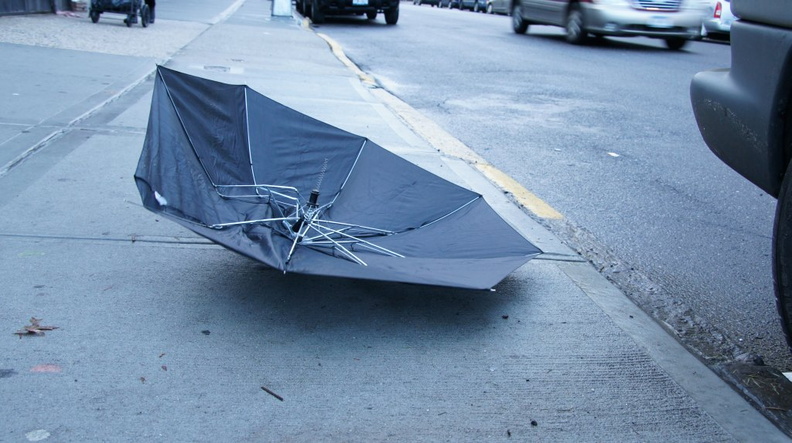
[{"left": 135, "top": 66, "right": 541, "bottom": 289}]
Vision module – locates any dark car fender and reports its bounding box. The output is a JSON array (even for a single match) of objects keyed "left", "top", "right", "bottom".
[{"left": 691, "top": 14, "right": 792, "bottom": 198}]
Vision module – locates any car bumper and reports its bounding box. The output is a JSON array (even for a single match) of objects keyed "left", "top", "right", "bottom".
[
  {"left": 322, "top": 0, "right": 398, "bottom": 12},
  {"left": 690, "top": 19, "right": 792, "bottom": 197},
  {"left": 702, "top": 18, "right": 732, "bottom": 35},
  {"left": 582, "top": 4, "right": 701, "bottom": 38}
]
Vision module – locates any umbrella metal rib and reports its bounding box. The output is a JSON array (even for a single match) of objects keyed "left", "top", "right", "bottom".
[{"left": 201, "top": 134, "right": 409, "bottom": 266}]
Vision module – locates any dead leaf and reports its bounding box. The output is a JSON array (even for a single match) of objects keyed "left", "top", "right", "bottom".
[{"left": 14, "top": 317, "right": 58, "bottom": 336}]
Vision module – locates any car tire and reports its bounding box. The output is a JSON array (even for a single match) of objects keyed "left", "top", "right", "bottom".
[
  {"left": 511, "top": 3, "right": 528, "bottom": 34},
  {"left": 565, "top": 4, "right": 587, "bottom": 44},
  {"left": 366, "top": 10, "right": 377, "bottom": 19},
  {"left": 311, "top": 0, "right": 325, "bottom": 24},
  {"left": 486, "top": 3, "right": 492, "bottom": 13},
  {"left": 664, "top": 37, "right": 688, "bottom": 50},
  {"left": 385, "top": 6, "right": 399, "bottom": 24},
  {"left": 90, "top": 9, "right": 100, "bottom": 22},
  {"left": 775, "top": 159, "right": 792, "bottom": 352}
]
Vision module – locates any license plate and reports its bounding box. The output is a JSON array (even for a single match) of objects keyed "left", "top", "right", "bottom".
[
  {"left": 353, "top": 0, "right": 368, "bottom": 5},
  {"left": 647, "top": 16, "right": 673, "bottom": 28}
]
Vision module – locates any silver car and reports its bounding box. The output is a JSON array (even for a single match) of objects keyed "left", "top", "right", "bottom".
[
  {"left": 486, "top": 0, "right": 510, "bottom": 14},
  {"left": 511, "top": 0, "right": 704, "bottom": 50},
  {"left": 700, "top": 0, "right": 734, "bottom": 39}
]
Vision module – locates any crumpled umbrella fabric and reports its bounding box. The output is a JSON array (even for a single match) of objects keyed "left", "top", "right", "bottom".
[{"left": 135, "top": 66, "right": 541, "bottom": 289}]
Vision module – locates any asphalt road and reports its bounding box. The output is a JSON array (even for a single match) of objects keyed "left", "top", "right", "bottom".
[{"left": 312, "top": 6, "right": 791, "bottom": 371}]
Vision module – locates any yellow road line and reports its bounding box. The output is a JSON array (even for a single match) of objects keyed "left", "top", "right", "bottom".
[
  {"left": 316, "top": 31, "right": 564, "bottom": 221},
  {"left": 316, "top": 33, "right": 378, "bottom": 88},
  {"left": 475, "top": 163, "right": 564, "bottom": 220}
]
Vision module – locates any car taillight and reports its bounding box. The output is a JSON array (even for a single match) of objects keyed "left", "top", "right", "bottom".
[{"left": 714, "top": 2, "right": 722, "bottom": 18}]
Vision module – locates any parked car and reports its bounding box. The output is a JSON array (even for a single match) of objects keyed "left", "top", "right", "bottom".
[
  {"left": 298, "top": 0, "right": 399, "bottom": 24},
  {"left": 510, "top": 0, "right": 704, "bottom": 50},
  {"left": 413, "top": 0, "right": 440, "bottom": 7},
  {"left": 486, "top": 0, "right": 509, "bottom": 15},
  {"left": 459, "top": 0, "right": 486, "bottom": 12},
  {"left": 690, "top": 0, "right": 792, "bottom": 350},
  {"left": 700, "top": 0, "right": 734, "bottom": 40}
]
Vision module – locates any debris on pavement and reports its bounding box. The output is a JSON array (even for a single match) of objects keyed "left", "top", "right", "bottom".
[
  {"left": 14, "top": 318, "right": 58, "bottom": 336},
  {"left": 261, "top": 386, "right": 284, "bottom": 402}
]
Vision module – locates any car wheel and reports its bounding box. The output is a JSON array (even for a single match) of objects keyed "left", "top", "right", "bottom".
[
  {"left": 90, "top": 9, "right": 100, "bottom": 22},
  {"left": 367, "top": 10, "right": 377, "bottom": 19},
  {"left": 664, "top": 37, "right": 688, "bottom": 50},
  {"left": 311, "top": 0, "right": 325, "bottom": 23},
  {"left": 385, "top": 6, "right": 399, "bottom": 24},
  {"left": 486, "top": 3, "right": 492, "bottom": 13},
  {"left": 565, "top": 4, "right": 587, "bottom": 44},
  {"left": 511, "top": 3, "right": 528, "bottom": 34},
  {"left": 775, "top": 158, "right": 792, "bottom": 352}
]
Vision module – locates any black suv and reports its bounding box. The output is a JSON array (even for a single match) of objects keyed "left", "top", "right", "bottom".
[
  {"left": 297, "top": 0, "right": 399, "bottom": 24},
  {"left": 691, "top": 0, "right": 792, "bottom": 349}
]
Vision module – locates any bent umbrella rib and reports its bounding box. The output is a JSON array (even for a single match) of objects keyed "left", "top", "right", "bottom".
[
  {"left": 328, "top": 139, "right": 368, "bottom": 207},
  {"left": 244, "top": 87, "right": 259, "bottom": 190},
  {"left": 307, "top": 221, "right": 404, "bottom": 258},
  {"left": 420, "top": 195, "right": 480, "bottom": 229}
]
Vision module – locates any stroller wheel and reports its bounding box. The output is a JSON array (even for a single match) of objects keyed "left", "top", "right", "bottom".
[
  {"left": 140, "top": 5, "right": 151, "bottom": 28},
  {"left": 141, "top": 4, "right": 150, "bottom": 27}
]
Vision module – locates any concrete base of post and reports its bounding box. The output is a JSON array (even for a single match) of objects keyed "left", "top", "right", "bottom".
[{"left": 272, "top": 0, "right": 291, "bottom": 17}]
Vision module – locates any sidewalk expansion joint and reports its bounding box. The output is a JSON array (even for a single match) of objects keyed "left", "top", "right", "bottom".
[
  {"left": 0, "top": 71, "right": 155, "bottom": 180},
  {"left": 0, "top": 232, "right": 216, "bottom": 246},
  {"left": 71, "top": 125, "right": 147, "bottom": 136},
  {"left": 0, "top": 128, "right": 67, "bottom": 179}
]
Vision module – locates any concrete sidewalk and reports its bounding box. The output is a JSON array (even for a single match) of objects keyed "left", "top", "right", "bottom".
[{"left": 0, "top": 1, "right": 788, "bottom": 441}]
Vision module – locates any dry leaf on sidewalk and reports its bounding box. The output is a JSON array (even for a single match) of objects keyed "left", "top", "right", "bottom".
[{"left": 14, "top": 317, "right": 58, "bottom": 336}]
